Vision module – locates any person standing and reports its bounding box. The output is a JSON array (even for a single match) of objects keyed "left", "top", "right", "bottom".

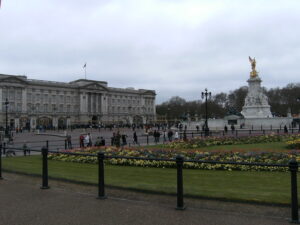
[
  {"left": 67, "top": 134, "right": 72, "bottom": 149},
  {"left": 133, "top": 131, "right": 139, "bottom": 145},
  {"left": 174, "top": 131, "right": 179, "bottom": 140},
  {"left": 100, "top": 137, "right": 106, "bottom": 146},
  {"left": 231, "top": 124, "right": 235, "bottom": 134},
  {"left": 79, "top": 134, "right": 84, "bottom": 148},
  {"left": 224, "top": 125, "right": 228, "bottom": 134},
  {"left": 168, "top": 130, "right": 173, "bottom": 142}
]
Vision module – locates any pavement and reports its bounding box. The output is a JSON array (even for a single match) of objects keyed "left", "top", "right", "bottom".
[{"left": 0, "top": 172, "right": 294, "bottom": 225}]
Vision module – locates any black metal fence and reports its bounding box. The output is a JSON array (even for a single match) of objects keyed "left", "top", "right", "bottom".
[
  {"left": 0, "top": 145, "right": 299, "bottom": 223},
  {"left": 6, "top": 127, "right": 300, "bottom": 153}
]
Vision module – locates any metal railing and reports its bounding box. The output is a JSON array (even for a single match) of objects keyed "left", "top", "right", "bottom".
[{"left": 0, "top": 144, "right": 299, "bottom": 222}]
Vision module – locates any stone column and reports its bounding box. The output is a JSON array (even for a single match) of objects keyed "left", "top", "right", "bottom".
[
  {"left": 66, "top": 117, "right": 71, "bottom": 128},
  {"left": 80, "top": 92, "right": 88, "bottom": 113},
  {"left": 52, "top": 117, "right": 58, "bottom": 129},
  {"left": 0, "top": 88, "right": 2, "bottom": 112},
  {"left": 95, "top": 94, "right": 99, "bottom": 113},
  {"left": 22, "top": 88, "right": 27, "bottom": 113},
  {"left": 30, "top": 117, "right": 36, "bottom": 130},
  {"left": 14, "top": 118, "right": 20, "bottom": 129}
]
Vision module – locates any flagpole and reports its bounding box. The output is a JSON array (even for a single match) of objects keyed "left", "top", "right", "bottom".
[{"left": 83, "top": 63, "right": 87, "bottom": 79}]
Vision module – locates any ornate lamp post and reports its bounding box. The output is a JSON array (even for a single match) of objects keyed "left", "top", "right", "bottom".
[
  {"left": 4, "top": 98, "right": 9, "bottom": 137},
  {"left": 201, "top": 88, "right": 211, "bottom": 137},
  {"left": 167, "top": 107, "right": 170, "bottom": 126}
]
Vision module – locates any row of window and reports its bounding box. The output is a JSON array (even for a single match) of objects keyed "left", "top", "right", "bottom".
[
  {"left": 27, "top": 93, "right": 77, "bottom": 104},
  {"left": 109, "top": 98, "right": 141, "bottom": 106},
  {"left": 107, "top": 107, "right": 154, "bottom": 113},
  {"left": 26, "top": 104, "right": 76, "bottom": 113},
  {"left": 30, "top": 88, "right": 75, "bottom": 95},
  {"left": 2, "top": 89, "right": 22, "bottom": 101}
]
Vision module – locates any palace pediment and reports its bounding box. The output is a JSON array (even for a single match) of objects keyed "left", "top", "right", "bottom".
[
  {"left": 80, "top": 82, "right": 108, "bottom": 91},
  {"left": 0, "top": 76, "right": 28, "bottom": 86}
]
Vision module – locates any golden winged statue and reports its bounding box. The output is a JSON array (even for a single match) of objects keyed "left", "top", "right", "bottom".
[{"left": 248, "top": 56, "right": 258, "bottom": 78}]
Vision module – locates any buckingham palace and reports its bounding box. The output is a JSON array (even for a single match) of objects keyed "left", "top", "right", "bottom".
[{"left": 0, "top": 74, "right": 156, "bottom": 130}]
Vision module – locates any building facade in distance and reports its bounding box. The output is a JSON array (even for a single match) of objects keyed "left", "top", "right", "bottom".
[{"left": 0, "top": 74, "right": 156, "bottom": 129}]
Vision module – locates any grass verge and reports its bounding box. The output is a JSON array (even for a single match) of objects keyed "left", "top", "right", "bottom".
[{"left": 2, "top": 155, "right": 294, "bottom": 205}]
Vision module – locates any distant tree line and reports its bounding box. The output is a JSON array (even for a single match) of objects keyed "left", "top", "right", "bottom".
[{"left": 156, "top": 83, "right": 300, "bottom": 121}]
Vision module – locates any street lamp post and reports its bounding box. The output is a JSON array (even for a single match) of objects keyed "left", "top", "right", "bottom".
[
  {"left": 201, "top": 88, "right": 211, "bottom": 137},
  {"left": 4, "top": 98, "right": 9, "bottom": 138},
  {"left": 167, "top": 107, "right": 170, "bottom": 127}
]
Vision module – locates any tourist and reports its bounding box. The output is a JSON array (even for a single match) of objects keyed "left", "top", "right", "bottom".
[
  {"left": 168, "top": 130, "right": 173, "bottom": 142},
  {"left": 94, "top": 137, "right": 101, "bottom": 147},
  {"left": 100, "top": 137, "right": 105, "bottom": 146},
  {"left": 115, "top": 132, "right": 121, "bottom": 147},
  {"left": 224, "top": 125, "right": 228, "bottom": 134},
  {"left": 183, "top": 130, "right": 187, "bottom": 141},
  {"left": 284, "top": 125, "right": 288, "bottom": 133},
  {"left": 111, "top": 132, "right": 116, "bottom": 146},
  {"left": 174, "top": 131, "right": 179, "bottom": 140},
  {"left": 23, "top": 142, "right": 30, "bottom": 156},
  {"left": 231, "top": 124, "right": 235, "bottom": 134},
  {"left": 121, "top": 134, "right": 127, "bottom": 146},
  {"left": 67, "top": 134, "right": 72, "bottom": 149},
  {"left": 163, "top": 130, "right": 167, "bottom": 142},
  {"left": 133, "top": 131, "right": 139, "bottom": 145},
  {"left": 79, "top": 134, "right": 84, "bottom": 148}
]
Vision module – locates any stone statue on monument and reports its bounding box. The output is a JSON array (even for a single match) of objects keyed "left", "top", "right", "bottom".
[{"left": 249, "top": 56, "right": 258, "bottom": 78}]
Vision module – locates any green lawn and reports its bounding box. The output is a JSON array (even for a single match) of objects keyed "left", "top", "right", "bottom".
[
  {"left": 2, "top": 155, "right": 295, "bottom": 205},
  {"left": 143, "top": 142, "right": 288, "bottom": 152}
]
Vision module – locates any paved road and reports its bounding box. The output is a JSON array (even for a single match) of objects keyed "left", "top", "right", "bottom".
[
  {"left": 0, "top": 173, "right": 293, "bottom": 225},
  {"left": 3, "top": 127, "right": 300, "bottom": 157}
]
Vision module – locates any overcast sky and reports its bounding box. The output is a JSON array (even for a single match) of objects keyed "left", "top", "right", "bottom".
[{"left": 1, "top": 0, "right": 299, "bottom": 103}]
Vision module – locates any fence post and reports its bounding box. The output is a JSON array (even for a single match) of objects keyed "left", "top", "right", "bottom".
[
  {"left": 97, "top": 152, "right": 107, "bottom": 199},
  {"left": 192, "top": 132, "right": 194, "bottom": 138},
  {"left": 235, "top": 130, "right": 238, "bottom": 137},
  {"left": 41, "top": 146, "right": 49, "bottom": 189},
  {"left": 3, "top": 142, "right": 6, "bottom": 155},
  {"left": 0, "top": 143, "right": 3, "bottom": 180},
  {"left": 65, "top": 139, "right": 67, "bottom": 150},
  {"left": 249, "top": 130, "right": 251, "bottom": 135},
  {"left": 176, "top": 155, "right": 185, "bottom": 210},
  {"left": 289, "top": 158, "right": 299, "bottom": 223},
  {"left": 147, "top": 135, "right": 149, "bottom": 145}
]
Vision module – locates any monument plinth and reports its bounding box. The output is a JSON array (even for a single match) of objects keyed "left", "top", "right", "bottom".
[{"left": 241, "top": 57, "right": 272, "bottom": 119}]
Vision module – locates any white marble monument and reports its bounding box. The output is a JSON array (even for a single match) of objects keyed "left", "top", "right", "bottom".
[{"left": 241, "top": 57, "right": 273, "bottom": 118}]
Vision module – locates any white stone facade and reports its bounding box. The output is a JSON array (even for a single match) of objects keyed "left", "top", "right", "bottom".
[{"left": 0, "top": 74, "right": 156, "bottom": 129}]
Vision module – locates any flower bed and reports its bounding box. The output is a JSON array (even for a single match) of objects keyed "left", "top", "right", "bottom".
[
  {"left": 286, "top": 139, "right": 300, "bottom": 149},
  {"left": 165, "top": 134, "right": 300, "bottom": 149},
  {"left": 48, "top": 145, "right": 300, "bottom": 172}
]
